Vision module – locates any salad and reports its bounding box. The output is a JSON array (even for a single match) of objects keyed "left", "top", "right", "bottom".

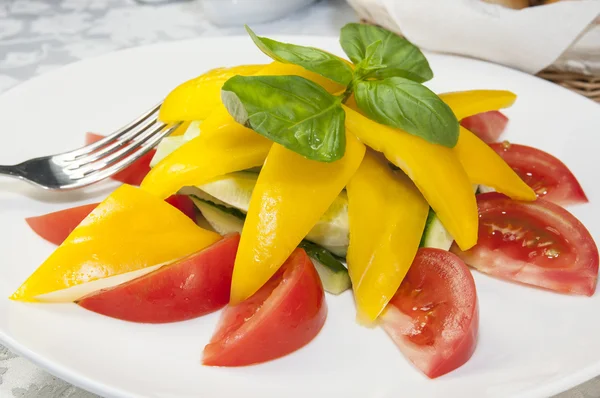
[{"left": 11, "top": 24, "right": 598, "bottom": 378}]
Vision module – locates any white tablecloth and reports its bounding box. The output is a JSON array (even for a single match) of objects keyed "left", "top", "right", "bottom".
[{"left": 0, "top": 0, "right": 598, "bottom": 396}]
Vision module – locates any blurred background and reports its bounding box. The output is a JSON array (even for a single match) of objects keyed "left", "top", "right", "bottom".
[
  {"left": 0, "top": 0, "right": 598, "bottom": 397},
  {"left": 0, "top": 0, "right": 356, "bottom": 93},
  {"left": 1, "top": 0, "right": 598, "bottom": 99}
]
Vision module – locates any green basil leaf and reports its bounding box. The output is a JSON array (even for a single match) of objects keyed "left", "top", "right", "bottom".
[
  {"left": 354, "top": 77, "right": 458, "bottom": 147},
  {"left": 246, "top": 26, "right": 353, "bottom": 86},
  {"left": 222, "top": 75, "right": 346, "bottom": 162},
  {"left": 363, "top": 40, "right": 383, "bottom": 67},
  {"left": 340, "top": 23, "right": 433, "bottom": 83},
  {"left": 357, "top": 40, "right": 384, "bottom": 73}
]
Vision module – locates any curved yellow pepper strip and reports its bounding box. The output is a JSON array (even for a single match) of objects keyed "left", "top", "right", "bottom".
[
  {"left": 257, "top": 61, "right": 346, "bottom": 94},
  {"left": 142, "top": 62, "right": 346, "bottom": 199},
  {"left": 11, "top": 185, "right": 220, "bottom": 302},
  {"left": 159, "top": 64, "right": 266, "bottom": 123},
  {"left": 439, "top": 90, "right": 536, "bottom": 201},
  {"left": 347, "top": 150, "right": 429, "bottom": 323},
  {"left": 439, "top": 90, "right": 516, "bottom": 121},
  {"left": 230, "top": 132, "right": 366, "bottom": 304},
  {"left": 455, "top": 126, "right": 536, "bottom": 200},
  {"left": 168, "top": 121, "right": 192, "bottom": 137},
  {"left": 160, "top": 62, "right": 344, "bottom": 124},
  {"left": 343, "top": 104, "right": 478, "bottom": 251},
  {"left": 142, "top": 104, "right": 272, "bottom": 199}
]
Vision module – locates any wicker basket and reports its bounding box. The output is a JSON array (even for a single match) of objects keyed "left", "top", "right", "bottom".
[
  {"left": 537, "top": 70, "right": 600, "bottom": 102},
  {"left": 348, "top": 0, "right": 600, "bottom": 102}
]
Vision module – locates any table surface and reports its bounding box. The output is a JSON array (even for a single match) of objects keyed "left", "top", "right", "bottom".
[{"left": 0, "top": 0, "right": 598, "bottom": 397}]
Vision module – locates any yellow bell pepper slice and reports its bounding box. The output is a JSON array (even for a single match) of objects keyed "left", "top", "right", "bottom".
[
  {"left": 169, "top": 121, "right": 192, "bottom": 137},
  {"left": 11, "top": 185, "right": 220, "bottom": 302},
  {"left": 343, "top": 105, "right": 478, "bottom": 251},
  {"left": 256, "top": 61, "right": 346, "bottom": 94},
  {"left": 159, "top": 64, "right": 265, "bottom": 123},
  {"left": 455, "top": 126, "right": 536, "bottom": 200},
  {"left": 142, "top": 62, "right": 346, "bottom": 199},
  {"left": 439, "top": 90, "right": 516, "bottom": 121},
  {"left": 142, "top": 104, "right": 272, "bottom": 199},
  {"left": 347, "top": 150, "right": 429, "bottom": 323},
  {"left": 439, "top": 90, "right": 536, "bottom": 201},
  {"left": 230, "top": 131, "right": 366, "bottom": 304},
  {"left": 159, "top": 62, "right": 344, "bottom": 124}
]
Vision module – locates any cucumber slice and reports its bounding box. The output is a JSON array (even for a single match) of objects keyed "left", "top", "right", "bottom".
[
  {"left": 298, "top": 241, "right": 351, "bottom": 295},
  {"left": 307, "top": 191, "right": 349, "bottom": 255},
  {"left": 419, "top": 185, "right": 478, "bottom": 250},
  {"left": 196, "top": 171, "right": 257, "bottom": 212},
  {"left": 477, "top": 185, "right": 496, "bottom": 194},
  {"left": 196, "top": 172, "right": 348, "bottom": 256},
  {"left": 190, "top": 197, "right": 244, "bottom": 235},
  {"left": 420, "top": 209, "right": 454, "bottom": 251},
  {"left": 150, "top": 121, "right": 201, "bottom": 168},
  {"left": 180, "top": 187, "right": 232, "bottom": 209},
  {"left": 191, "top": 196, "right": 350, "bottom": 295}
]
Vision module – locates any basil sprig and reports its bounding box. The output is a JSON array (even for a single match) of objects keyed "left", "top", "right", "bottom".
[
  {"left": 222, "top": 75, "right": 345, "bottom": 162},
  {"left": 340, "top": 23, "right": 433, "bottom": 83},
  {"left": 246, "top": 26, "right": 353, "bottom": 86},
  {"left": 220, "top": 24, "right": 459, "bottom": 162},
  {"left": 354, "top": 77, "right": 458, "bottom": 147}
]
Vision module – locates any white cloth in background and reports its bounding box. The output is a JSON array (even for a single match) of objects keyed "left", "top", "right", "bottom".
[{"left": 382, "top": 0, "right": 600, "bottom": 74}]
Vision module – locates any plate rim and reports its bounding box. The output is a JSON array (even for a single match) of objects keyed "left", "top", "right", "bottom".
[{"left": 1, "top": 35, "right": 599, "bottom": 398}]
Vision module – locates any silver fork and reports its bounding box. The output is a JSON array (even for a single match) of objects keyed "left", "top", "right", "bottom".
[{"left": 0, "top": 103, "right": 179, "bottom": 190}]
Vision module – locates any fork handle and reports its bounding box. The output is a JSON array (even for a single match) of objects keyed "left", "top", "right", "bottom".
[{"left": 0, "top": 165, "right": 23, "bottom": 179}]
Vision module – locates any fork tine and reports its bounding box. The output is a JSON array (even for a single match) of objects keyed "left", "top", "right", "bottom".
[
  {"left": 74, "top": 123, "right": 181, "bottom": 186},
  {"left": 60, "top": 103, "right": 161, "bottom": 160},
  {"left": 62, "top": 117, "right": 160, "bottom": 170},
  {"left": 69, "top": 120, "right": 167, "bottom": 177}
]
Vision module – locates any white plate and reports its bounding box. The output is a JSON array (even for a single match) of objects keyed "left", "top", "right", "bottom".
[{"left": 0, "top": 36, "right": 598, "bottom": 398}]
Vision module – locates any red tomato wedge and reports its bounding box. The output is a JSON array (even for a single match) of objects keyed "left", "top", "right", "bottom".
[
  {"left": 85, "top": 132, "right": 155, "bottom": 186},
  {"left": 203, "top": 248, "right": 327, "bottom": 367},
  {"left": 489, "top": 142, "right": 588, "bottom": 206},
  {"left": 77, "top": 234, "right": 238, "bottom": 323},
  {"left": 165, "top": 194, "right": 196, "bottom": 221},
  {"left": 452, "top": 193, "right": 598, "bottom": 296},
  {"left": 460, "top": 111, "right": 508, "bottom": 143},
  {"left": 26, "top": 195, "right": 196, "bottom": 246},
  {"left": 25, "top": 203, "right": 99, "bottom": 246},
  {"left": 380, "top": 248, "right": 478, "bottom": 379}
]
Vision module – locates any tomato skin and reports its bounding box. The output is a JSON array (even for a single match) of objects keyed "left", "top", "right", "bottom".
[
  {"left": 26, "top": 195, "right": 196, "bottom": 245},
  {"left": 488, "top": 142, "right": 588, "bottom": 206},
  {"left": 380, "top": 248, "right": 478, "bottom": 379},
  {"left": 452, "top": 193, "right": 598, "bottom": 296},
  {"left": 85, "top": 132, "right": 155, "bottom": 186},
  {"left": 203, "top": 248, "right": 327, "bottom": 367},
  {"left": 25, "top": 203, "right": 99, "bottom": 246},
  {"left": 77, "top": 234, "right": 237, "bottom": 323},
  {"left": 164, "top": 195, "right": 196, "bottom": 222},
  {"left": 460, "top": 111, "right": 508, "bottom": 143}
]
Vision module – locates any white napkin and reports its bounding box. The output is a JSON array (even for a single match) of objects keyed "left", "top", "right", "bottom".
[{"left": 381, "top": 0, "right": 600, "bottom": 74}]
